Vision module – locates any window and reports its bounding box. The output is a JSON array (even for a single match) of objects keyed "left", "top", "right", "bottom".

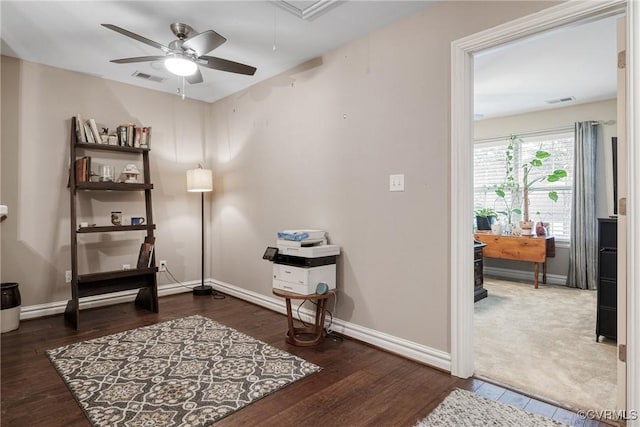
[{"left": 474, "top": 131, "right": 574, "bottom": 240}]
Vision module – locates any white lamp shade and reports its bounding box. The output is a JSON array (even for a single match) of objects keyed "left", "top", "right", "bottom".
[{"left": 187, "top": 168, "right": 213, "bottom": 192}]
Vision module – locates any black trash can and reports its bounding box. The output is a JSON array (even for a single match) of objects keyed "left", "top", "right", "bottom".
[{"left": 1, "top": 282, "right": 21, "bottom": 333}]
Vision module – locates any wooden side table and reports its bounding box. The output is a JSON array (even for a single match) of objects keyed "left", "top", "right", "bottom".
[{"left": 272, "top": 288, "right": 336, "bottom": 346}]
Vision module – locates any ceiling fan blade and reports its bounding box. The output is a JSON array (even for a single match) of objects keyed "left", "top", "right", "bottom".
[
  {"left": 185, "top": 68, "right": 204, "bottom": 84},
  {"left": 182, "top": 30, "right": 227, "bottom": 56},
  {"left": 102, "top": 24, "right": 170, "bottom": 53},
  {"left": 200, "top": 56, "right": 257, "bottom": 76},
  {"left": 110, "top": 56, "right": 166, "bottom": 64}
]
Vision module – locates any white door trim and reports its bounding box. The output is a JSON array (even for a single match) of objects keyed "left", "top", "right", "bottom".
[
  {"left": 626, "top": 0, "right": 639, "bottom": 422},
  {"left": 450, "top": 0, "right": 639, "bottom": 420}
]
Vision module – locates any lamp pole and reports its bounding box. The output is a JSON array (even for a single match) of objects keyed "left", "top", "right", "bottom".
[
  {"left": 193, "top": 188, "right": 212, "bottom": 295},
  {"left": 188, "top": 166, "right": 213, "bottom": 296},
  {"left": 200, "top": 190, "right": 205, "bottom": 289}
]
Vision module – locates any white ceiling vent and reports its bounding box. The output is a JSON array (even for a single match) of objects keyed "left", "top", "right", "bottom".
[
  {"left": 132, "top": 71, "right": 166, "bottom": 83},
  {"left": 272, "top": 1, "right": 341, "bottom": 20},
  {"left": 545, "top": 96, "right": 576, "bottom": 105}
]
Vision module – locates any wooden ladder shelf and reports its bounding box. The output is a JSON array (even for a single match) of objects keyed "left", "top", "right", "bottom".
[{"left": 65, "top": 117, "right": 158, "bottom": 329}]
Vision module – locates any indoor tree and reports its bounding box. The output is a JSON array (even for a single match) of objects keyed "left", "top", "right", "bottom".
[{"left": 495, "top": 134, "right": 567, "bottom": 228}]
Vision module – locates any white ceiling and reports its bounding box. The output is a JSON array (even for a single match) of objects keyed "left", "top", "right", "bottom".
[
  {"left": 1, "top": 2, "right": 618, "bottom": 116},
  {"left": 0, "top": 1, "right": 432, "bottom": 103},
  {"left": 474, "top": 15, "right": 619, "bottom": 119}
]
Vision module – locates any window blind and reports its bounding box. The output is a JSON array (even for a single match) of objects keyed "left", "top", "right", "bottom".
[{"left": 474, "top": 130, "right": 574, "bottom": 240}]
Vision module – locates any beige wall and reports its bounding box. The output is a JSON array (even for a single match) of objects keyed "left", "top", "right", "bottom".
[
  {"left": 0, "top": 56, "right": 211, "bottom": 306},
  {"left": 474, "top": 99, "right": 618, "bottom": 277},
  {"left": 1, "top": 1, "right": 555, "bottom": 354},
  {"left": 207, "top": 1, "right": 553, "bottom": 351}
]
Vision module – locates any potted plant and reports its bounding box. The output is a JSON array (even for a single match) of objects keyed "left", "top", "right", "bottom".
[
  {"left": 475, "top": 207, "right": 497, "bottom": 231},
  {"left": 495, "top": 135, "right": 567, "bottom": 234}
]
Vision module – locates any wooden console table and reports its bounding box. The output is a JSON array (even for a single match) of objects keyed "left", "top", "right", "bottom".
[
  {"left": 474, "top": 233, "right": 555, "bottom": 289},
  {"left": 272, "top": 288, "right": 336, "bottom": 346}
]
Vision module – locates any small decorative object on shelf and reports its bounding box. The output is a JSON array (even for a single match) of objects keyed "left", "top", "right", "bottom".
[
  {"left": 490, "top": 222, "right": 502, "bottom": 235},
  {"left": 131, "top": 217, "right": 145, "bottom": 226},
  {"left": 110, "top": 211, "right": 122, "bottom": 226},
  {"left": 120, "top": 164, "right": 141, "bottom": 183},
  {"left": 99, "top": 164, "right": 115, "bottom": 182}
]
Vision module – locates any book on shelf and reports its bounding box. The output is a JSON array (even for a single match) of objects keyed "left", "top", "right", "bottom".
[
  {"left": 75, "top": 114, "right": 87, "bottom": 143},
  {"left": 134, "top": 127, "right": 141, "bottom": 148},
  {"left": 83, "top": 122, "right": 95, "bottom": 143},
  {"left": 117, "top": 125, "right": 127, "bottom": 146},
  {"left": 74, "top": 157, "right": 85, "bottom": 183},
  {"left": 74, "top": 156, "right": 91, "bottom": 183},
  {"left": 126, "top": 124, "right": 134, "bottom": 147},
  {"left": 136, "top": 236, "right": 156, "bottom": 269},
  {"left": 88, "top": 119, "right": 103, "bottom": 145},
  {"left": 140, "top": 127, "right": 151, "bottom": 149}
]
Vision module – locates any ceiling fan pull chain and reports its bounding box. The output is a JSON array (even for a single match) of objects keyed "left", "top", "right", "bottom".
[
  {"left": 273, "top": 8, "right": 278, "bottom": 52},
  {"left": 182, "top": 76, "right": 186, "bottom": 100}
]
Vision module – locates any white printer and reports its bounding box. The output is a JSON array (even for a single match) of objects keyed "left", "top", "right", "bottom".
[{"left": 264, "top": 230, "right": 340, "bottom": 295}]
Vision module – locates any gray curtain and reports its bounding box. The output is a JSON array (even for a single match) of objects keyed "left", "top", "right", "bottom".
[{"left": 566, "top": 121, "right": 598, "bottom": 289}]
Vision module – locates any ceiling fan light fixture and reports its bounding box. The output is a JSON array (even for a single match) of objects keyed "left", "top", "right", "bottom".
[{"left": 164, "top": 54, "right": 197, "bottom": 76}]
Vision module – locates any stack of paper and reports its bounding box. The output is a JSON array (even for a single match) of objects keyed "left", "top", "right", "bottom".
[{"left": 276, "top": 229, "right": 327, "bottom": 247}]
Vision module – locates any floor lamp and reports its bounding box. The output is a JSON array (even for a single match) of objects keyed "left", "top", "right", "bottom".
[{"left": 187, "top": 165, "right": 213, "bottom": 296}]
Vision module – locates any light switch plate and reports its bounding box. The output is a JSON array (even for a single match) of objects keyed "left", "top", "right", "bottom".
[{"left": 389, "top": 174, "right": 405, "bottom": 192}]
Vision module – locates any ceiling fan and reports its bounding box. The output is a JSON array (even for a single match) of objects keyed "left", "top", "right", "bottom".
[{"left": 102, "top": 23, "right": 257, "bottom": 84}]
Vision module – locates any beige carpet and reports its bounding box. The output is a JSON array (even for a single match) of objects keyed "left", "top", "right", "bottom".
[{"left": 474, "top": 278, "right": 617, "bottom": 411}]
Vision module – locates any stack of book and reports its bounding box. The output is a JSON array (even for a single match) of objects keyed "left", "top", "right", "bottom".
[
  {"left": 117, "top": 124, "right": 152, "bottom": 148},
  {"left": 74, "top": 115, "right": 151, "bottom": 149},
  {"left": 74, "top": 156, "right": 91, "bottom": 183},
  {"left": 74, "top": 114, "right": 103, "bottom": 144}
]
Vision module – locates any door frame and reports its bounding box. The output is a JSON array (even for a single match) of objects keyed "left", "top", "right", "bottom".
[{"left": 450, "top": 0, "right": 639, "bottom": 419}]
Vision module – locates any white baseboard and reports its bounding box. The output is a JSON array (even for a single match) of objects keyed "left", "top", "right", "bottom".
[
  {"left": 19, "top": 279, "right": 200, "bottom": 320},
  {"left": 328, "top": 318, "right": 451, "bottom": 371},
  {"left": 18, "top": 277, "right": 451, "bottom": 373},
  {"left": 210, "top": 279, "right": 451, "bottom": 372},
  {"left": 484, "top": 266, "right": 567, "bottom": 286}
]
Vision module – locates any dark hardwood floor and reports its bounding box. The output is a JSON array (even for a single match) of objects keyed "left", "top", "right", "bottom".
[{"left": 1, "top": 292, "right": 609, "bottom": 426}]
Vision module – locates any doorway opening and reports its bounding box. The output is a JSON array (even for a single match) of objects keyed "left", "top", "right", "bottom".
[
  {"left": 450, "top": 0, "right": 637, "bottom": 416},
  {"left": 471, "top": 15, "right": 619, "bottom": 410}
]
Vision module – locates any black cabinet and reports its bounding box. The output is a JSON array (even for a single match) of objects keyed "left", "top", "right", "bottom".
[
  {"left": 596, "top": 218, "right": 617, "bottom": 342},
  {"left": 474, "top": 241, "right": 488, "bottom": 302}
]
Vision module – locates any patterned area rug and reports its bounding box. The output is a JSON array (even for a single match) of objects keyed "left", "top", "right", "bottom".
[
  {"left": 415, "top": 389, "right": 569, "bottom": 427},
  {"left": 47, "top": 315, "right": 320, "bottom": 426}
]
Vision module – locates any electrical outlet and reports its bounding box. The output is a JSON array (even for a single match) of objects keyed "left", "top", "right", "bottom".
[
  {"left": 65, "top": 270, "right": 72, "bottom": 283},
  {"left": 122, "top": 264, "right": 130, "bottom": 270},
  {"left": 159, "top": 260, "right": 167, "bottom": 272}
]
